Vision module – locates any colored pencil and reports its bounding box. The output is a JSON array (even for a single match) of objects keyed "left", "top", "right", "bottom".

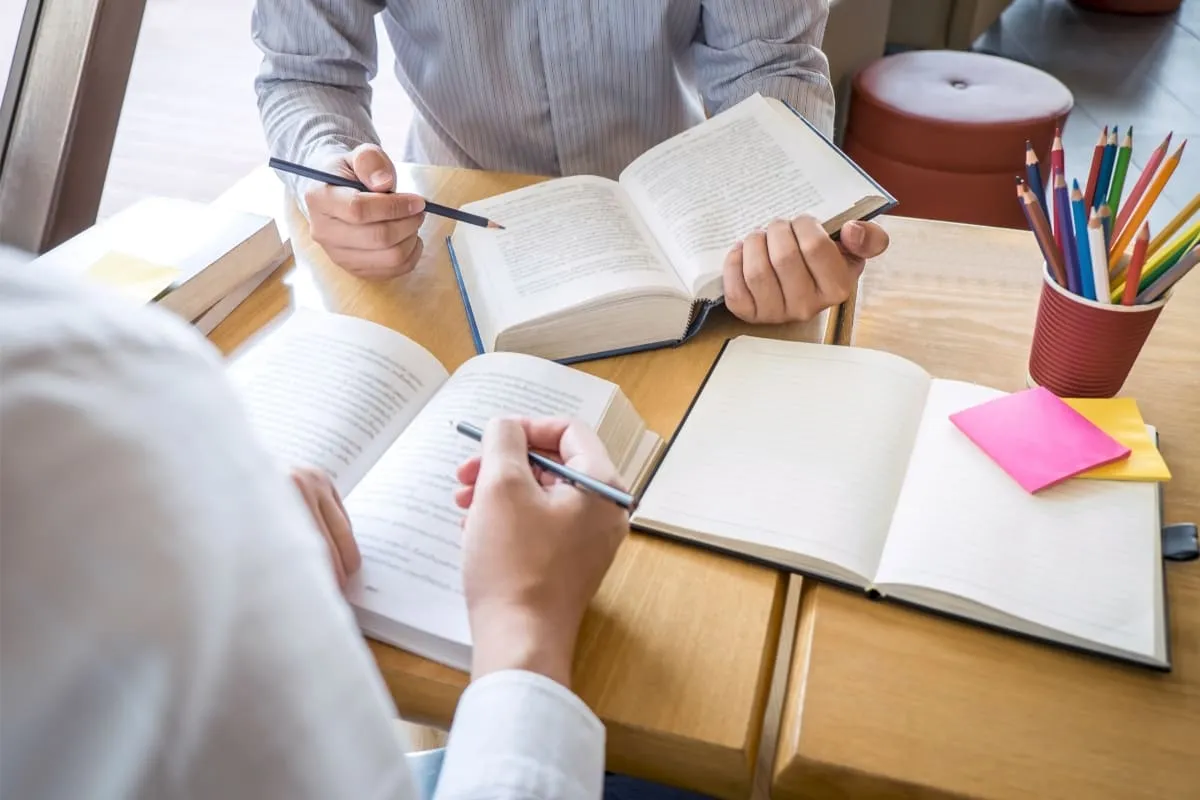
[
  {"left": 1024, "top": 140, "right": 1048, "bottom": 220},
  {"left": 453, "top": 420, "right": 636, "bottom": 510},
  {"left": 1051, "top": 128, "right": 1065, "bottom": 176},
  {"left": 1093, "top": 127, "right": 1118, "bottom": 210},
  {"left": 1054, "top": 173, "right": 1080, "bottom": 295},
  {"left": 1113, "top": 132, "right": 1173, "bottom": 233},
  {"left": 1147, "top": 193, "right": 1200, "bottom": 257},
  {"left": 1119, "top": 224, "right": 1150, "bottom": 305},
  {"left": 266, "top": 157, "right": 505, "bottom": 230},
  {"left": 1087, "top": 210, "right": 1110, "bottom": 304},
  {"left": 1071, "top": 181, "right": 1096, "bottom": 300},
  {"left": 1017, "top": 180, "right": 1068, "bottom": 286},
  {"left": 1098, "top": 203, "right": 1113, "bottom": 251},
  {"left": 1135, "top": 244, "right": 1200, "bottom": 304},
  {"left": 1083, "top": 127, "right": 1107, "bottom": 210},
  {"left": 1106, "top": 127, "right": 1133, "bottom": 216},
  {"left": 1140, "top": 225, "right": 1200, "bottom": 289},
  {"left": 1109, "top": 139, "right": 1186, "bottom": 269}
]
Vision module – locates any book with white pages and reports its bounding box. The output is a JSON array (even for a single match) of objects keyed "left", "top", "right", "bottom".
[
  {"left": 447, "top": 92, "right": 896, "bottom": 363},
  {"left": 226, "top": 309, "right": 662, "bottom": 671},
  {"left": 630, "top": 336, "right": 1169, "bottom": 670}
]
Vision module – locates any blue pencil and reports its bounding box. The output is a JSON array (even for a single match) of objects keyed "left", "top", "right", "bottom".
[
  {"left": 1071, "top": 181, "right": 1096, "bottom": 299},
  {"left": 1054, "top": 173, "right": 1080, "bottom": 295},
  {"left": 1024, "top": 141, "right": 1048, "bottom": 221},
  {"left": 1093, "top": 127, "right": 1118, "bottom": 210}
]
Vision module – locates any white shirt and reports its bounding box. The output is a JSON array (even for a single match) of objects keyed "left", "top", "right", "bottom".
[{"left": 0, "top": 268, "right": 604, "bottom": 799}]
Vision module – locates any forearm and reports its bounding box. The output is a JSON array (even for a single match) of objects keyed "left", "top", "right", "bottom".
[
  {"left": 251, "top": 0, "right": 383, "bottom": 196},
  {"left": 696, "top": 0, "right": 836, "bottom": 138},
  {"left": 435, "top": 671, "right": 605, "bottom": 800}
]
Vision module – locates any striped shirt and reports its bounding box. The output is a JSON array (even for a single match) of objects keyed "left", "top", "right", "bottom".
[{"left": 251, "top": 1, "right": 834, "bottom": 188}]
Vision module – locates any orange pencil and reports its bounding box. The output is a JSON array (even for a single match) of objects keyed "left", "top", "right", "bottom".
[
  {"left": 1083, "top": 126, "right": 1107, "bottom": 208},
  {"left": 1109, "top": 139, "right": 1186, "bottom": 270},
  {"left": 1122, "top": 224, "right": 1150, "bottom": 305},
  {"left": 1113, "top": 131, "right": 1172, "bottom": 233}
]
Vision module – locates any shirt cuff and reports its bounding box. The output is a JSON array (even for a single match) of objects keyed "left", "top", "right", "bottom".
[{"left": 436, "top": 671, "right": 605, "bottom": 800}]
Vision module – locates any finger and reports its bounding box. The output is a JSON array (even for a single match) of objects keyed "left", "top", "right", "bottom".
[
  {"left": 722, "top": 241, "right": 756, "bottom": 321},
  {"left": 319, "top": 486, "right": 360, "bottom": 575},
  {"left": 838, "top": 220, "right": 890, "bottom": 260},
  {"left": 349, "top": 143, "right": 398, "bottom": 192},
  {"left": 311, "top": 211, "right": 425, "bottom": 252},
  {"left": 528, "top": 418, "right": 621, "bottom": 486},
  {"left": 793, "top": 216, "right": 854, "bottom": 306},
  {"left": 743, "top": 228, "right": 785, "bottom": 323},
  {"left": 454, "top": 486, "right": 474, "bottom": 509},
  {"left": 295, "top": 478, "right": 347, "bottom": 587},
  {"left": 320, "top": 188, "right": 425, "bottom": 226},
  {"left": 765, "top": 219, "right": 817, "bottom": 321},
  {"left": 477, "top": 417, "right": 538, "bottom": 491},
  {"left": 457, "top": 456, "right": 482, "bottom": 486},
  {"left": 325, "top": 237, "right": 424, "bottom": 280}
]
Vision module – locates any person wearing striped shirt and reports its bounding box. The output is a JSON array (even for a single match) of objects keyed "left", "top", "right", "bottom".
[{"left": 252, "top": 1, "right": 890, "bottom": 324}]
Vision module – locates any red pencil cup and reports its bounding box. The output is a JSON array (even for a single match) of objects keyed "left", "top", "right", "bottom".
[{"left": 1028, "top": 265, "right": 1168, "bottom": 398}]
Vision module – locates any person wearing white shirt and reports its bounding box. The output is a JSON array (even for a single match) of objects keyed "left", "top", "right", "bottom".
[{"left": 0, "top": 267, "right": 691, "bottom": 799}]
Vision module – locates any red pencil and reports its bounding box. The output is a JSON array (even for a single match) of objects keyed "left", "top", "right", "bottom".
[
  {"left": 1051, "top": 128, "right": 1065, "bottom": 176},
  {"left": 1114, "top": 131, "right": 1173, "bottom": 233},
  {"left": 1122, "top": 224, "right": 1150, "bottom": 305},
  {"left": 1083, "top": 126, "right": 1107, "bottom": 209}
]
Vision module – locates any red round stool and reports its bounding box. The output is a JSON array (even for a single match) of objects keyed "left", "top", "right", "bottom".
[
  {"left": 1071, "top": 0, "right": 1181, "bottom": 13},
  {"left": 844, "top": 51, "right": 1074, "bottom": 229}
]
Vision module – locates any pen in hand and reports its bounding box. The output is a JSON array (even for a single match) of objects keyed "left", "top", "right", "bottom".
[
  {"left": 268, "top": 157, "right": 505, "bottom": 230},
  {"left": 452, "top": 420, "right": 637, "bottom": 512}
]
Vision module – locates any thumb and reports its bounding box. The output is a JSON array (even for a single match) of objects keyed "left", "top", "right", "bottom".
[
  {"left": 839, "top": 221, "right": 890, "bottom": 260},
  {"left": 349, "top": 144, "right": 396, "bottom": 192},
  {"left": 477, "top": 418, "right": 537, "bottom": 491}
]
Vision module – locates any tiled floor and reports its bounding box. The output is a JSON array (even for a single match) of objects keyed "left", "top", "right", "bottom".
[
  {"left": 978, "top": 0, "right": 1198, "bottom": 229},
  {"left": 94, "top": 0, "right": 1197, "bottom": 232}
]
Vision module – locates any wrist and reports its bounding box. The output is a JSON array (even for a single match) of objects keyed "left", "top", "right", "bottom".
[{"left": 468, "top": 603, "right": 578, "bottom": 688}]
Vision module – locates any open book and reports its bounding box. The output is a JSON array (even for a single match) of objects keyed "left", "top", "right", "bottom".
[
  {"left": 632, "top": 337, "right": 1168, "bottom": 669},
  {"left": 227, "top": 309, "right": 662, "bottom": 671},
  {"left": 448, "top": 93, "right": 895, "bottom": 363}
]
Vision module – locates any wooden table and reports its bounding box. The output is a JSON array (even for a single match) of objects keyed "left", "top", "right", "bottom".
[
  {"left": 772, "top": 216, "right": 1200, "bottom": 799},
  {"left": 209, "top": 165, "right": 839, "bottom": 799}
]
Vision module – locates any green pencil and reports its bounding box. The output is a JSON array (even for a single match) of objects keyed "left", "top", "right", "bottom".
[{"left": 1107, "top": 126, "right": 1133, "bottom": 216}]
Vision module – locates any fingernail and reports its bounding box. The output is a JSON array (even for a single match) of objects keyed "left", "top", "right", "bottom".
[
  {"left": 370, "top": 171, "right": 392, "bottom": 189},
  {"left": 407, "top": 197, "right": 425, "bottom": 215},
  {"left": 732, "top": 240, "right": 744, "bottom": 251},
  {"left": 843, "top": 222, "right": 865, "bottom": 248}
]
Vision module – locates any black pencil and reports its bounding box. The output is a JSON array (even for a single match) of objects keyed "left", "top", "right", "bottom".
[
  {"left": 453, "top": 420, "right": 637, "bottom": 512},
  {"left": 268, "top": 157, "right": 504, "bottom": 230}
]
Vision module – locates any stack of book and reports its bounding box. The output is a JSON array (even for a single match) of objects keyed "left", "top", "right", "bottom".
[{"left": 32, "top": 195, "right": 291, "bottom": 335}]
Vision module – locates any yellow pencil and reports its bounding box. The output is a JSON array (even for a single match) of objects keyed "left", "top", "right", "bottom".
[
  {"left": 1109, "top": 140, "right": 1187, "bottom": 270},
  {"left": 1144, "top": 220, "right": 1200, "bottom": 276},
  {"left": 1147, "top": 193, "right": 1200, "bottom": 256}
]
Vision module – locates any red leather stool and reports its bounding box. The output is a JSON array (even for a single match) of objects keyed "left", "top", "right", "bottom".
[
  {"left": 845, "top": 51, "right": 1073, "bottom": 229},
  {"left": 1071, "top": 0, "right": 1181, "bottom": 13}
]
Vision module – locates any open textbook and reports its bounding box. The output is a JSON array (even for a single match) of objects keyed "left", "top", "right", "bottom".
[
  {"left": 448, "top": 93, "right": 895, "bottom": 363},
  {"left": 227, "top": 310, "right": 662, "bottom": 670},
  {"left": 631, "top": 337, "right": 1169, "bottom": 669}
]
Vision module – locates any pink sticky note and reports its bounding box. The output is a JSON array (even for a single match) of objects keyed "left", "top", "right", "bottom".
[{"left": 949, "top": 387, "right": 1131, "bottom": 493}]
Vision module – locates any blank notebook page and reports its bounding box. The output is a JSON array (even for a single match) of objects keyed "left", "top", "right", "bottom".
[
  {"left": 875, "top": 380, "right": 1160, "bottom": 657},
  {"left": 633, "top": 337, "right": 932, "bottom": 582}
]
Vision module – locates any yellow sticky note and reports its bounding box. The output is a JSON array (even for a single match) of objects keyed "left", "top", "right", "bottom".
[
  {"left": 1066, "top": 398, "right": 1171, "bottom": 481},
  {"left": 86, "top": 252, "right": 180, "bottom": 305}
]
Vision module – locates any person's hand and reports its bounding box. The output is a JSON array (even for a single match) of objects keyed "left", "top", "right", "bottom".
[
  {"left": 291, "top": 467, "right": 360, "bottom": 590},
  {"left": 723, "top": 217, "right": 890, "bottom": 324},
  {"left": 454, "top": 418, "right": 628, "bottom": 687},
  {"left": 304, "top": 143, "right": 427, "bottom": 280}
]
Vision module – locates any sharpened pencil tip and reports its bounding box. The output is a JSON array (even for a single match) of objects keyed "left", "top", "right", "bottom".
[{"left": 488, "top": 220, "right": 505, "bottom": 230}]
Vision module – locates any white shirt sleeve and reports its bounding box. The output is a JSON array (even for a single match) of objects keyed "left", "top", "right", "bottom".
[{"left": 0, "top": 271, "right": 603, "bottom": 800}]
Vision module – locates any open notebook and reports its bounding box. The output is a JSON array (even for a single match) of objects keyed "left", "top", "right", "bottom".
[
  {"left": 227, "top": 309, "right": 662, "bottom": 671},
  {"left": 448, "top": 93, "right": 895, "bottom": 363},
  {"left": 632, "top": 337, "right": 1169, "bottom": 669}
]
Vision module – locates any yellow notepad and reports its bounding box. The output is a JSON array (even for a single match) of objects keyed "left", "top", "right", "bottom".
[
  {"left": 85, "top": 252, "right": 181, "bottom": 305},
  {"left": 1066, "top": 398, "right": 1171, "bottom": 481}
]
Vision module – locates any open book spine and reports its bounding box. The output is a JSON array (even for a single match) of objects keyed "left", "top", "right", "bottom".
[{"left": 446, "top": 237, "right": 724, "bottom": 365}]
